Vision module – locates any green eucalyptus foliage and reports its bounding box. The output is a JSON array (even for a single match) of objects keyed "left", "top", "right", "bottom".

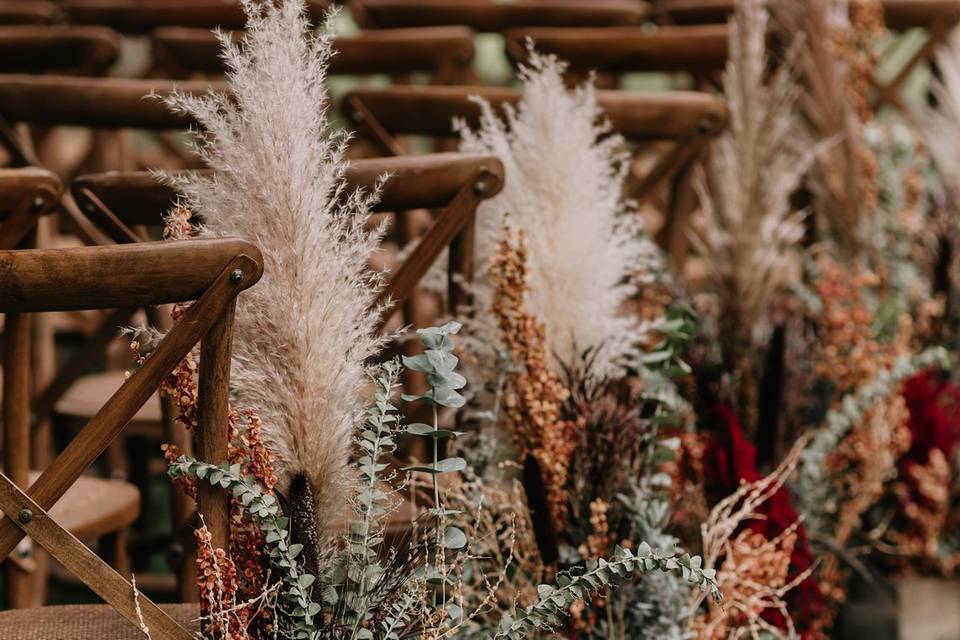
[
  {"left": 495, "top": 544, "right": 719, "bottom": 640},
  {"left": 168, "top": 458, "right": 322, "bottom": 639}
]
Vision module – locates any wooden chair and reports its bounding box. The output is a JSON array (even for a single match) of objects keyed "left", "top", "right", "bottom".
[
  {"left": 653, "top": 0, "right": 960, "bottom": 112},
  {"left": 0, "top": 236, "right": 261, "bottom": 638},
  {"left": 342, "top": 85, "right": 727, "bottom": 263},
  {"left": 350, "top": 0, "right": 650, "bottom": 31},
  {"left": 150, "top": 25, "right": 476, "bottom": 84},
  {"left": 0, "top": 167, "right": 142, "bottom": 610},
  {"left": 504, "top": 24, "right": 729, "bottom": 87},
  {"left": 64, "top": 0, "right": 330, "bottom": 33},
  {"left": 0, "top": 25, "right": 122, "bottom": 75},
  {"left": 0, "top": 1, "right": 60, "bottom": 25}
]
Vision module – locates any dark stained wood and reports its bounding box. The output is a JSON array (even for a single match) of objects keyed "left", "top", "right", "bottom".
[
  {"left": 344, "top": 85, "right": 728, "bottom": 141},
  {"left": 0, "top": 75, "right": 225, "bottom": 129},
  {"left": 196, "top": 301, "right": 235, "bottom": 553},
  {"left": 152, "top": 26, "right": 476, "bottom": 77},
  {"left": 0, "top": 1, "right": 60, "bottom": 25},
  {"left": 0, "top": 244, "right": 262, "bottom": 561},
  {"left": 0, "top": 168, "right": 60, "bottom": 219},
  {"left": 505, "top": 24, "right": 729, "bottom": 73},
  {"left": 0, "top": 26, "right": 121, "bottom": 74},
  {"left": 3, "top": 311, "right": 31, "bottom": 608},
  {"left": 71, "top": 153, "right": 507, "bottom": 223},
  {"left": 351, "top": 0, "right": 649, "bottom": 30},
  {"left": 655, "top": 0, "right": 960, "bottom": 29},
  {"left": 0, "top": 477, "right": 193, "bottom": 639},
  {"left": 0, "top": 238, "right": 263, "bottom": 312},
  {"left": 65, "top": 0, "right": 330, "bottom": 33}
]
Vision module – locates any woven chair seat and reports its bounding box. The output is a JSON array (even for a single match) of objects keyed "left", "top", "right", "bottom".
[
  {"left": 0, "top": 603, "right": 199, "bottom": 639},
  {"left": 55, "top": 370, "right": 163, "bottom": 436},
  {"left": 1, "top": 472, "right": 139, "bottom": 540}
]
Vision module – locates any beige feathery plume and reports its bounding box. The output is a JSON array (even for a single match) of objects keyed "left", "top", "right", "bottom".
[
  {"left": 692, "top": 0, "right": 813, "bottom": 367},
  {"left": 923, "top": 41, "right": 960, "bottom": 205},
  {"left": 163, "top": 0, "right": 387, "bottom": 536}
]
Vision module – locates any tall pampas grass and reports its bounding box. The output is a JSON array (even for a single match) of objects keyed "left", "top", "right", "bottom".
[
  {"left": 923, "top": 41, "right": 960, "bottom": 204},
  {"left": 163, "top": 0, "right": 386, "bottom": 536},
  {"left": 457, "top": 49, "right": 646, "bottom": 377},
  {"left": 692, "top": 0, "right": 812, "bottom": 367}
]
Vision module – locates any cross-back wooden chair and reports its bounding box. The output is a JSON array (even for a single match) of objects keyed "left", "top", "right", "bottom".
[
  {"left": 150, "top": 25, "right": 476, "bottom": 84},
  {"left": 653, "top": 0, "right": 960, "bottom": 112},
  {"left": 64, "top": 0, "right": 330, "bottom": 33},
  {"left": 0, "top": 0, "right": 60, "bottom": 25},
  {"left": 0, "top": 167, "right": 144, "bottom": 611},
  {"left": 350, "top": 0, "right": 650, "bottom": 31},
  {"left": 504, "top": 24, "right": 729, "bottom": 89},
  {"left": 0, "top": 236, "right": 261, "bottom": 638},
  {"left": 342, "top": 85, "right": 727, "bottom": 264},
  {"left": 0, "top": 25, "right": 121, "bottom": 75}
]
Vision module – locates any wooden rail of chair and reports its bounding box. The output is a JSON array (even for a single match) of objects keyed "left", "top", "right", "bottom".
[
  {"left": 344, "top": 84, "right": 728, "bottom": 143},
  {"left": 64, "top": 0, "right": 331, "bottom": 33},
  {"left": 152, "top": 25, "right": 476, "bottom": 78},
  {"left": 0, "top": 238, "right": 263, "bottom": 312},
  {"left": 0, "top": 167, "right": 60, "bottom": 250},
  {"left": 0, "top": 25, "right": 121, "bottom": 74},
  {"left": 350, "top": 0, "right": 649, "bottom": 30},
  {"left": 0, "top": 74, "right": 225, "bottom": 129},
  {"left": 0, "top": 0, "right": 60, "bottom": 25},
  {"left": 0, "top": 237, "right": 261, "bottom": 639},
  {"left": 505, "top": 24, "right": 730, "bottom": 74}
]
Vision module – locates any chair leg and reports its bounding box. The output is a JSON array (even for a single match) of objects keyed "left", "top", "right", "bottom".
[{"left": 103, "top": 528, "right": 131, "bottom": 578}]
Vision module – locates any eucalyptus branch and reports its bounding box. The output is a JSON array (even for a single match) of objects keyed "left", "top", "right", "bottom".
[
  {"left": 494, "top": 544, "right": 720, "bottom": 640},
  {"left": 168, "top": 458, "right": 320, "bottom": 640}
]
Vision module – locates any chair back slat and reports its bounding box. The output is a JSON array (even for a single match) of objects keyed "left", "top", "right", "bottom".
[{"left": 0, "top": 25, "right": 121, "bottom": 74}]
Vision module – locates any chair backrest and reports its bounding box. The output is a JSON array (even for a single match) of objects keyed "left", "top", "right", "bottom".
[
  {"left": 151, "top": 25, "right": 476, "bottom": 83},
  {"left": 0, "top": 0, "right": 60, "bottom": 25},
  {"left": 504, "top": 24, "right": 729, "bottom": 76},
  {"left": 71, "top": 152, "right": 505, "bottom": 327},
  {"left": 350, "top": 0, "right": 649, "bottom": 31},
  {"left": 0, "top": 167, "right": 60, "bottom": 249},
  {"left": 0, "top": 25, "right": 121, "bottom": 75},
  {"left": 0, "top": 237, "right": 262, "bottom": 639},
  {"left": 64, "top": 0, "right": 330, "bottom": 33}
]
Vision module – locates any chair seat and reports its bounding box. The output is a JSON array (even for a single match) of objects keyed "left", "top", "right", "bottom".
[
  {"left": 0, "top": 472, "right": 139, "bottom": 540},
  {"left": 0, "top": 603, "right": 199, "bottom": 639},
  {"left": 55, "top": 370, "right": 163, "bottom": 436}
]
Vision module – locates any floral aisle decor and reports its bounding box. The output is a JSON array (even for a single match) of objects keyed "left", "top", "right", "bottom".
[{"left": 146, "top": 1, "right": 720, "bottom": 638}]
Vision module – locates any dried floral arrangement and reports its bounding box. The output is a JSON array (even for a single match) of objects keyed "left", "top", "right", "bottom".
[{"left": 143, "top": 1, "right": 722, "bottom": 639}]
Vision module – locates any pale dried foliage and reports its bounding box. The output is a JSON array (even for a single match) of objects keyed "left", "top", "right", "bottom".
[
  {"left": 162, "top": 0, "right": 387, "bottom": 534},
  {"left": 691, "top": 444, "right": 808, "bottom": 639},
  {"left": 774, "top": 0, "right": 874, "bottom": 253},
  {"left": 693, "top": 0, "right": 812, "bottom": 356},
  {"left": 458, "top": 48, "right": 646, "bottom": 377},
  {"left": 923, "top": 41, "right": 960, "bottom": 205}
]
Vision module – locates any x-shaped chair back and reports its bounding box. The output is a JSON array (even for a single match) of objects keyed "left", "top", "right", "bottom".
[
  {"left": 150, "top": 25, "right": 476, "bottom": 84},
  {"left": 64, "top": 0, "right": 330, "bottom": 33},
  {"left": 342, "top": 85, "right": 727, "bottom": 261},
  {"left": 0, "top": 237, "right": 262, "bottom": 638},
  {"left": 350, "top": 0, "right": 649, "bottom": 31},
  {"left": 0, "top": 25, "right": 121, "bottom": 75},
  {"left": 72, "top": 152, "right": 505, "bottom": 330}
]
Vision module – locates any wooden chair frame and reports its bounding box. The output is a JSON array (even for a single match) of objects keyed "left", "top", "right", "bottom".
[
  {"left": 0, "top": 25, "right": 122, "bottom": 75},
  {"left": 0, "top": 167, "right": 60, "bottom": 250},
  {"left": 342, "top": 85, "right": 727, "bottom": 262},
  {"left": 71, "top": 152, "right": 505, "bottom": 329},
  {"left": 150, "top": 25, "right": 476, "bottom": 84},
  {"left": 0, "top": 1, "right": 60, "bottom": 25},
  {"left": 350, "top": 0, "right": 649, "bottom": 31},
  {"left": 0, "top": 237, "right": 262, "bottom": 638}
]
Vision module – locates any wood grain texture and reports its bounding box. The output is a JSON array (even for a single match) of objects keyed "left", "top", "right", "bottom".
[
  {"left": 351, "top": 0, "right": 648, "bottom": 30},
  {"left": 0, "top": 475, "right": 192, "bottom": 639},
  {"left": 0, "top": 74, "right": 225, "bottom": 129},
  {"left": 0, "top": 238, "right": 262, "bottom": 312},
  {"left": 3, "top": 312, "right": 31, "bottom": 608},
  {"left": 152, "top": 25, "right": 475, "bottom": 77},
  {"left": 343, "top": 85, "right": 728, "bottom": 141},
  {"left": 0, "top": 25, "right": 120, "bottom": 74},
  {"left": 65, "top": 0, "right": 330, "bottom": 33}
]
